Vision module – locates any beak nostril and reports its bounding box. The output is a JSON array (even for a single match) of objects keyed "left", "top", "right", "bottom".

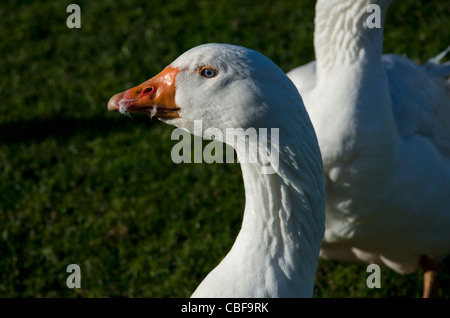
[{"left": 141, "top": 86, "right": 156, "bottom": 96}]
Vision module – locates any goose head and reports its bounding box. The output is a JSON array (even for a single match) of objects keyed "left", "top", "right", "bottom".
[{"left": 108, "top": 43, "right": 307, "bottom": 140}]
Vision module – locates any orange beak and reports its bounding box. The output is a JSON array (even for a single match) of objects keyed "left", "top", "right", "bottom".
[{"left": 107, "top": 66, "right": 180, "bottom": 119}]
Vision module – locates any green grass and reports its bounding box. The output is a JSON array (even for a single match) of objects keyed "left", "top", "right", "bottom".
[{"left": 1, "top": 0, "right": 449, "bottom": 297}]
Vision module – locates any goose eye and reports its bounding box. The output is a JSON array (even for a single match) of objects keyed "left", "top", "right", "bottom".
[{"left": 199, "top": 67, "right": 217, "bottom": 78}]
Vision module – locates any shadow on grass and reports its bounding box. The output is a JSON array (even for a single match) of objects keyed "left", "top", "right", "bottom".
[{"left": 0, "top": 115, "right": 159, "bottom": 144}]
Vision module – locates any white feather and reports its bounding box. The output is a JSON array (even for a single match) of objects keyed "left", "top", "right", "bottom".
[{"left": 287, "top": 0, "right": 450, "bottom": 274}]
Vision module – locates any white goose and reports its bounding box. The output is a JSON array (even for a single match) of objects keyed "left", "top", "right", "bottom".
[
  {"left": 108, "top": 43, "right": 326, "bottom": 297},
  {"left": 288, "top": 0, "right": 450, "bottom": 297}
]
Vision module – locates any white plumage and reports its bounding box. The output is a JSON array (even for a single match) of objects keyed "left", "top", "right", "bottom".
[
  {"left": 109, "top": 43, "right": 326, "bottom": 297},
  {"left": 287, "top": 0, "right": 450, "bottom": 295}
]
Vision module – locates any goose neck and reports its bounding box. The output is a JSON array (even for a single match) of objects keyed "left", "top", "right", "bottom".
[
  {"left": 314, "top": 0, "right": 391, "bottom": 79},
  {"left": 230, "top": 136, "right": 325, "bottom": 295}
]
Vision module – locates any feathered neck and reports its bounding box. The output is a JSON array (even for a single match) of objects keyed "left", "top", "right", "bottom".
[
  {"left": 307, "top": 0, "right": 398, "bottom": 171},
  {"left": 191, "top": 124, "right": 325, "bottom": 297},
  {"left": 314, "top": 0, "right": 392, "bottom": 79}
]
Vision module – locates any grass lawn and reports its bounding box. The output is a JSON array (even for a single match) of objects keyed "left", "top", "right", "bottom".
[{"left": 1, "top": 0, "right": 449, "bottom": 297}]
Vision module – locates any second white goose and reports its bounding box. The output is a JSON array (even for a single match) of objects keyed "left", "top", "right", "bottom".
[{"left": 288, "top": 0, "right": 450, "bottom": 297}]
